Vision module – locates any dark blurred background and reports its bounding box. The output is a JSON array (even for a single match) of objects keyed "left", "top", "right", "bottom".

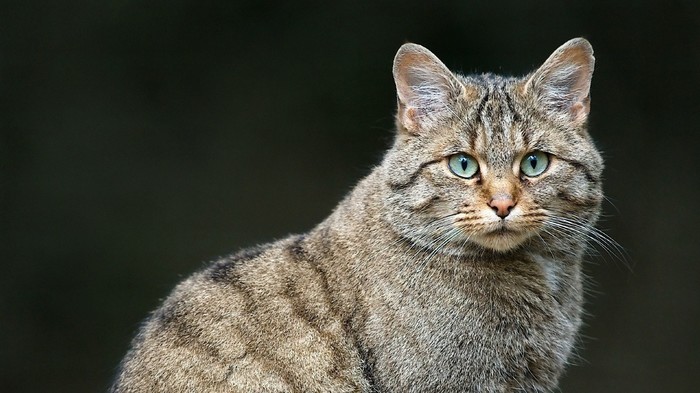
[{"left": 2, "top": 1, "right": 699, "bottom": 391}]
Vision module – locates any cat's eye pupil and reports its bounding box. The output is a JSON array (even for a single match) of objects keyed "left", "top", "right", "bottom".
[
  {"left": 461, "top": 158, "right": 469, "bottom": 171},
  {"left": 528, "top": 156, "right": 537, "bottom": 169}
]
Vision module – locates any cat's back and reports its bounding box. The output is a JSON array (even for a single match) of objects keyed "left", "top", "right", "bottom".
[{"left": 111, "top": 236, "right": 369, "bottom": 393}]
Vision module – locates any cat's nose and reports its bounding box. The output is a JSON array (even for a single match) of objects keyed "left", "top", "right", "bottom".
[{"left": 488, "top": 195, "right": 516, "bottom": 218}]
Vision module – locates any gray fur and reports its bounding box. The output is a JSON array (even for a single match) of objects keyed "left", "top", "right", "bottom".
[{"left": 112, "top": 38, "right": 603, "bottom": 392}]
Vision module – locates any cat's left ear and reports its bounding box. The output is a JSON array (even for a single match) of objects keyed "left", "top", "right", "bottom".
[
  {"left": 393, "top": 43, "right": 467, "bottom": 134},
  {"left": 524, "top": 38, "right": 595, "bottom": 125}
]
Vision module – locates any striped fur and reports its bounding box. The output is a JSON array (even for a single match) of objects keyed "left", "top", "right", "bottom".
[{"left": 112, "top": 38, "right": 604, "bottom": 392}]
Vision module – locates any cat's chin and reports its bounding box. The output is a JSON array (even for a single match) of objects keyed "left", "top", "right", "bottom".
[{"left": 471, "top": 229, "right": 532, "bottom": 252}]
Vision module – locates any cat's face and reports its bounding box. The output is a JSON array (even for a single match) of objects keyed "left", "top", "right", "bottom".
[{"left": 383, "top": 39, "right": 603, "bottom": 255}]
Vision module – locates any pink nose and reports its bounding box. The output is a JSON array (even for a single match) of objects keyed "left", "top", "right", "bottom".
[{"left": 488, "top": 195, "right": 516, "bottom": 218}]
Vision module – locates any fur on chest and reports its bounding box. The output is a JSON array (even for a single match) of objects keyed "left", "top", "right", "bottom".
[{"left": 357, "top": 259, "right": 577, "bottom": 392}]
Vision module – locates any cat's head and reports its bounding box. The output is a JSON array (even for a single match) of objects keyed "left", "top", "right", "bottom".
[{"left": 382, "top": 38, "right": 603, "bottom": 255}]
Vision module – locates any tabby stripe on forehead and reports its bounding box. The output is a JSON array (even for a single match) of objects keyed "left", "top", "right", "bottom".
[
  {"left": 468, "top": 127, "right": 478, "bottom": 152},
  {"left": 387, "top": 158, "right": 442, "bottom": 190},
  {"left": 521, "top": 126, "right": 531, "bottom": 148},
  {"left": 503, "top": 91, "right": 522, "bottom": 123},
  {"left": 474, "top": 91, "right": 490, "bottom": 125}
]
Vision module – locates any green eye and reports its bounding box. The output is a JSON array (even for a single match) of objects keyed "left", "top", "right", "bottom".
[
  {"left": 448, "top": 153, "right": 479, "bottom": 179},
  {"left": 520, "top": 151, "right": 549, "bottom": 177}
]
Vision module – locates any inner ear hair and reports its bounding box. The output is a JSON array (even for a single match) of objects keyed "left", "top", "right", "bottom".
[
  {"left": 392, "top": 43, "right": 467, "bottom": 134},
  {"left": 524, "top": 38, "right": 595, "bottom": 125}
]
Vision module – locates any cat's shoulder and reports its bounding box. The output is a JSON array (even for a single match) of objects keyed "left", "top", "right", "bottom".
[
  {"left": 153, "top": 234, "right": 330, "bottom": 318},
  {"left": 112, "top": 235, "right": 367, "bottom": 392},
  {"left": 182, "top": 234, "right": 308, "bottom": 285},
  {"left": 133, "top": 233, "right": 333, "bottom": 351}
]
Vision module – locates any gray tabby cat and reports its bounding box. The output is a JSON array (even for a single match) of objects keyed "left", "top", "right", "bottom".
[{"left": 112, "top": 38, "right": 603, "bottom": 392}]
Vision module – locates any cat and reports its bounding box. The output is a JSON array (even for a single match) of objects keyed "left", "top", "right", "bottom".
[{"left": 111, "top": 37, "right": 603, "bottom": 392}]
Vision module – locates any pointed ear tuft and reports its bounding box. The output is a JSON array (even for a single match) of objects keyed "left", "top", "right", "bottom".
[
  {"left": 392, "top": 43, "right": 464, "bottom": 134},
  {"left": 525, "top": 38, "right": 595, "bottom": 125}
]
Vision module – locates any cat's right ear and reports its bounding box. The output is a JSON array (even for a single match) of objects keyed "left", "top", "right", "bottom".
[
  {"left": 393, "top": 43, "right": 466, "bottom": 134},
  {"left": 524, "top": 38, "right": 595, "bottom": 126}
]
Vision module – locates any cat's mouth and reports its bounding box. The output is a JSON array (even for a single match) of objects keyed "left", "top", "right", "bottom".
[
  {"left": 483, "top": 226, "right": 522, "bottom": 242},
  {"left": 487, "top": 226, "right": 518, "bottom": 235},
  {"left": 473, "top": 223, "right": 532, "bottom": 251}
]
